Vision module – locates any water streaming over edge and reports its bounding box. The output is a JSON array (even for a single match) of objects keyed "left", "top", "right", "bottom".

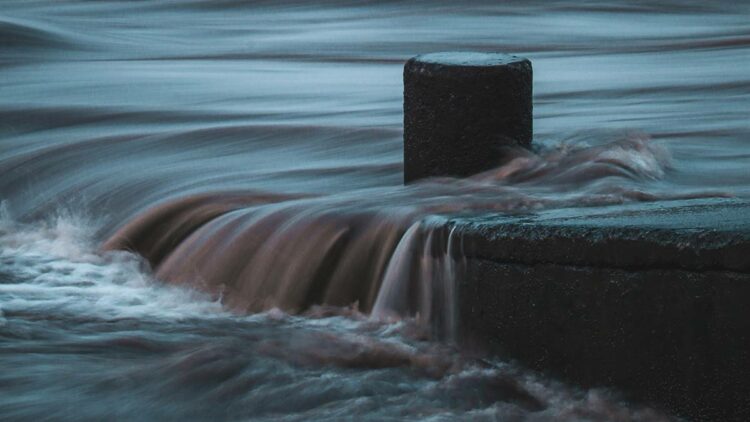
[{"left": 1, "top": 0, "right": 748, "bottom": 419}]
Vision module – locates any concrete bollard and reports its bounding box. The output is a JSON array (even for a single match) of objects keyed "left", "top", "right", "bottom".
[{"left": 403, "top": 52, "right": 533, "bottom": 183}]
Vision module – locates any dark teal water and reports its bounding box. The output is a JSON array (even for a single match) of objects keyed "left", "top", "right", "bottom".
[{"left": 1, "top": 1, "right": 748, "bottom": 420}]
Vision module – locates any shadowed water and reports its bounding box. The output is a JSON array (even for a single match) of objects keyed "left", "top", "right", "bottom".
[
  {"left": 0, "top": 213, "right": 672, "bottom": 421},
  {"left": 1, "top": 0, "right": 748, "bottom": 420}
]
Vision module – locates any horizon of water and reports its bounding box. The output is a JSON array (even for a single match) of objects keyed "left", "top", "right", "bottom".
[{"left": 1, "top": 0, "right": 749, "bottom": 420}]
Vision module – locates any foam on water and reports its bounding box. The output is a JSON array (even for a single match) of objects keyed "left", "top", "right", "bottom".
[{"left": 0, "top": 207, "right": 227, "bottom": 321}]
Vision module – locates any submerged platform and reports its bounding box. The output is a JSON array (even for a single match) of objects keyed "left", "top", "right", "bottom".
[{"left": 451, "top": 198, "right": 750, "bottom": 421}]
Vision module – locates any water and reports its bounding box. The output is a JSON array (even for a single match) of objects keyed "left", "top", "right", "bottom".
[{"left": 1, "top": 0, "right": 748, "bottom": 420}]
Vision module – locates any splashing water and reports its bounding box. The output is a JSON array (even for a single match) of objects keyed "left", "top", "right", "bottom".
[
  {"left": 0, "top": 210, "right": 227, "bottom": 321},
  {"left": 99, "top": 134, "right": 725, "bottom": 342},
  {"left": 0, "top": 213, "right": 673, "bottom": 421},
  {"left": 2, "top": 0, "right": 748, "bottom": 419}
]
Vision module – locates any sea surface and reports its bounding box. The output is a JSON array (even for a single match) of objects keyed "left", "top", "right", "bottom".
[{"left": 1, "top": 1, "right": 748, "bottom": 420}]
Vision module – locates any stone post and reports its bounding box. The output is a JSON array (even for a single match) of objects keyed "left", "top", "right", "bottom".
[{"left": 403, "top": 52, "right": 533, "bottom": 183}]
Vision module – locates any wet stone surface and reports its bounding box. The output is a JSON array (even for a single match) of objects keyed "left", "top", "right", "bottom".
[
  {"left": 452, "top": 198, "right": 750, "bottom": 421},
  {"left": 403, "top": 52, "right": 533, "bottom": 183}
]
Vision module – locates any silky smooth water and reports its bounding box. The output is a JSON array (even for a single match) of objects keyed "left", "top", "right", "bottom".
[{"left": 1, "top": 0, "right": 748, "bottom": 420}]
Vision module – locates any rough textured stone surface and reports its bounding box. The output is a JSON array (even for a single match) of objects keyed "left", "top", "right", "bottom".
[
  {"left": 403, "top": 52, "right": 532, "bottom": 183},
  {"left": 454, "top": 199, "right": 750, "bottom": 273},
  {"left": 459, "top": 261, "right": 750, "bottom": 421},
  {"left": 450, "top": 198, "right": 750, "bottom": 421}
]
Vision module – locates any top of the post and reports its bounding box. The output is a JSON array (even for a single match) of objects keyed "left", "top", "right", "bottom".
[{"left": 410, "top": 52, "right": 527, "bottom": 67}]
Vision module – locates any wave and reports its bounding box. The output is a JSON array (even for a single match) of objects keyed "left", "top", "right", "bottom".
[
  {"left": 102, "top": 136, "right": 728, "bottom": 340},
  {"left": 0, "top": 18, "right": 71, "bottom": 51},
  {"left": 471, "top": 134, "right": 671, "bottom": 185}
]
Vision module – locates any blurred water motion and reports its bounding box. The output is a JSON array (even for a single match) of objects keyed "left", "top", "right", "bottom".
[{"left": 1, "top": 0, "right": 748, "bottom": 420}]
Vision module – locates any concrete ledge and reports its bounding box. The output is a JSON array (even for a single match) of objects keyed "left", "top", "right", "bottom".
[
  {"left": 451, "top": 199, "right": 750, "bottom": 421},
  {"left": 455, "top": 199, "right": 750, "bottom": 272}
]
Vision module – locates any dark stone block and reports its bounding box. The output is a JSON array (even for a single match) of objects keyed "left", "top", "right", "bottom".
[
  {"left": 458, "top": 261, "right": 750, "bottom": 421},
  {"left": 450, "top": 199, "right": 750, "bottom": 421},
  {"left": 403, "top": 52, "right": 532, "bottom": 183}
]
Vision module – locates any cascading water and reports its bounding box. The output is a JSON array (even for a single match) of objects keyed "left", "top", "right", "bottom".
[
  {"left": 370, "top": 219, "right": 462, "bottom": 341},
  {"left": 99, "top": 135, "right": 724, "bottom": 344},
  {"left": 2, "top": 0, "right": 747, "bottom": 420}
]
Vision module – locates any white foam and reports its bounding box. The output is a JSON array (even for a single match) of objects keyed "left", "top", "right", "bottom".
[{"left": 0, "top": 211, "right": 227, "bottom": 321}]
